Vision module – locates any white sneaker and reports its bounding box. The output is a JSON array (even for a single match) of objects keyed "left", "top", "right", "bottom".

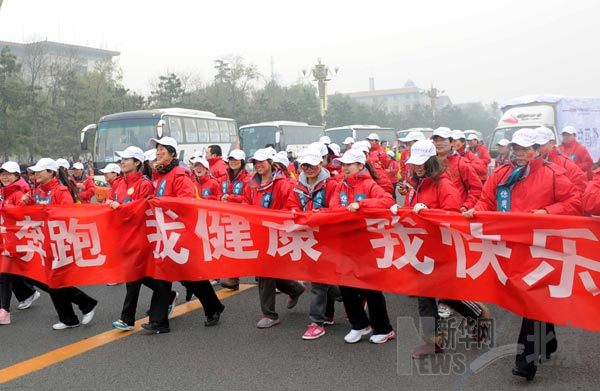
[
  {"left": 17, "top": 291, "right": 41, "bottom": 310},
  {"left": 52, "top": 322, "right": 80, "bottom": 330},
  {"left": 344, "top": 326, "right": 372, "bottom": 343},
  {"left": 81, "top": 306, "right": 96, "bottom": 325},
  {"left": 369, "top": 330, "right": 397, "bottom": 344},
  {"left": 438, "top": 303, "right": 453, "bottom": 319}
]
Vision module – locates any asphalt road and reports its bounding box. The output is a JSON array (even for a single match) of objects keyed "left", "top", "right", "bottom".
[{"left": 1, "top": 279, "right": 599, "bottom": 390}]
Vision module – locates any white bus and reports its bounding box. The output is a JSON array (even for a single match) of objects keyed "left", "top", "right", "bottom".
[
  {"left": 239, "top": 121, "right": 323, "bottom": 157},
  {"left": 323, "top": 125, "right": 397, "bottom": 146},
  {"left": 81, "top": 107, "right": 238, "bottom": 174}
]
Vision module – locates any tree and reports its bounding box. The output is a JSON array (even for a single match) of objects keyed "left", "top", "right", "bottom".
[{"left": 149, "top": 73, "right": 185, "bottom": 107}]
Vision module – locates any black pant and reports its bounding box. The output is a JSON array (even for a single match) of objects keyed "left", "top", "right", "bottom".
[
  {"left": 516, "top": 318, "right": 557, "bottom": 366},
  {"left": 340, "top": 286, "right": 392, "bottom": 335},
  {"left": 0, "top": 274, "right": 37, "bottom": 311},
  {"left": 49, "top": 287, "right": 98, "bottom": 326},
  {"left": 11, "top": 275, "right": 38, "bottom": 301},
  {"left": 417, "top": 297, "right": 484, "bottom": 338},
  {"left": 120, "top": 277, "right": 159, "bottom": 326},
  {"left": 258, "top": 277, "right": 305, "bottom": 319},
  {"left": 148, "top": 280, "right": 175, "bottom": 328},
  {"left": 181, "top": 280, "right": 222, "bottom": 317}
]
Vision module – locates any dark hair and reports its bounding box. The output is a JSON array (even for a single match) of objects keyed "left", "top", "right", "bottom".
[
  {"left": 143, "top": 161, "right": 154, "bottom": 179},
  {"left": 208, "top": 145, "right": 222, "bottom": 157},
  {"left": 164, "top": 145, "right": 177, "bottom": 157},
  {"left": 273, "top": 162, "right": 288, "bottom": 175},
  {"left": 58, "top": 167, "right": 81, "bottom": 203},
  {"left": 264, "top": 143, "right": 275, "bottom": 149},
  {"left": 412, "top": 156, "right": 444, "bottom": 183},
  {"left": 364, "top": 162, "right": 379, "bottom": 180},
  {"left": 227, "top": 160, "right": 246, "bottom": 181}
]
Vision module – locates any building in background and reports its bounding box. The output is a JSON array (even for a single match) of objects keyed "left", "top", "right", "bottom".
[{"left": 344, "top": 78, "right": 452, "bottom": 112}]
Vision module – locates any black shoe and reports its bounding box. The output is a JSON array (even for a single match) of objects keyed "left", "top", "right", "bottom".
[
  {"left": 185, "top": 290, "right": 194, "bottom": 302},
  {"left": 512, "top": 362, "right": 537, "bottom": 381},
  {"left": 220, "top": 279, "right": 239, "bottom": 291},
  {"left": 205, "top": 305, "right": 225, "bottom": 327},
  {"left": 545, "top": 339, "right": 558, "bottom": 360},
  {"left": 141, "top": 322, "right": 170, "bottom": 334}
]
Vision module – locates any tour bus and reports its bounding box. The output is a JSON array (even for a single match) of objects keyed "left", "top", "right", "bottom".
[
  {"left": 80, "top": 107, "right": 238, "bottom": 178},
  {"left": 397, "top": 127, "right": 434, "bottom": 141},
  {"left": 323, "top": 125, "right": 397, "bottom": 146},
  {"left": 239, "top": 121, "right": 323, "bottom": 157}
]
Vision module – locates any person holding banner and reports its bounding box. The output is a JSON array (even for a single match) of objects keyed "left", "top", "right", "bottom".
[
  {"left": 463, "top": 128, "right": 582, "bottom": 380},
  {"left": 99, "top": 163, "right": 123, "bottom": 201},
  {"left": 141, "top": 137, "right": 224, "bottom": 334},
  {"left": 583, "top": 167, "right": 600, "bottom": 216},
  {"left": 21, "top": 158, "right": 99, "bottom": 330},
  {"left": 286, "top": 148, "right": 341, "bottom": 340},
  {"left": 245, "top": 148, "right": 306, "bottom": 329},
  {"left": 71, "top": 162, "right": 96, "bottom": 203},
  {"left": 190, "top": 156, "right": 221, "bottom": 200},
  {"left": 330, "top": 148, "right": 396, "bottom": 344},
  {"left": 452, "top": 130, "right": 488, "bottom": 183}
]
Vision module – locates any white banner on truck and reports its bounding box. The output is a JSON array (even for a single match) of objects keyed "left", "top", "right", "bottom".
[{"left": 557, "top": 98, "right": 600, "bottom": 162}]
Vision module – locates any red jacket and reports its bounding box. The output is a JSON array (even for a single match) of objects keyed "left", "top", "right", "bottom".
[
  {"left": 244, "top": 169, "right": 290, "bottom": 209},
  {"left": 386, "top": 160, "right": 399, "bottom": 184},
  {"left": 286, "top": 170, "right": 337, "bottom": 211},
  {"left": 0, "top": 177, "right": 30, "bottom": 208},
  {"left": 368, "top": 143, "right": 392, "bottom": 170},
  {"left": 583, "top": 168, "right": 600, "bottom": 215},
  {"left": 472, "top": 143, "right": 492, "bottom": 166},
  {"left": 193, "top": 174, "right": 222, "bottom": 200},
  {"left": 287, "top": 162, "right": 298, "bottom": 180},
  {"left": 73, "top": 175, "right": 96, "bottom": 203},
  {"left": 474, "top": 158, "right": 581, "bottom": 215},
  {"left": 494, "top": 153, "right": 512, "bottom": 168},
  {"left": 326, "top": 163, "right": 342, "bottom": 179},
  {"left": 107, "top": 176, "right": 123, "bottom": 197},
  {"left": 207, "top": 157, "right": 228, "bottom": 182},
  {"left": 109, "top": 171, "right": 154, "bottom": 203},
  {"left": 221, "top": 169, "right": 249, "bottom": 203},
  {"left": 330, "top": 169, "right": 395, "bottom": 209},
  {"left": 456, "top": 146, "right": 488, "bottom": 182},
  {"left": 403, "top": 173, "right": 461, "bottom": 212},
  {"left": 398, "top": 148, "right": 411, "bottom": 181},
  {"left": 154, "top": 166, "right": 195, "bottom": 198},
  {"left": 559, "top": 140, "right": 594, "bottom": 180},
  {"left": 547, "top": 148, "right": 587, "bottom": 194},
  {"left": 372, "top": 164, "right": 394, "bottom": 194},
  {"left": 441, "top": 154, "right": 483, "bottom": 210},
  {"left": 24, "top": 178, "right": 74, "bottom": 205}
]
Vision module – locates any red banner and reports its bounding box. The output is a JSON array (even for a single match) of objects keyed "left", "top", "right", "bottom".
[{"left": 1, "top": 198, "right": 599, "bottom": 332}]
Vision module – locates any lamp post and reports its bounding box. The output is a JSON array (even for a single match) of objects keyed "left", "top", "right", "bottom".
[
  {"left": 423, "top": 85, "right": 444, "bottom": 127},
  {"left": 303, "top": 59, "right": 338, "bottom": 128}
]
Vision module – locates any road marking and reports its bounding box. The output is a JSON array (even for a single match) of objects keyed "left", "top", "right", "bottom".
[{"left": 0, "top": 284, "right": 255, "bottom": 385}]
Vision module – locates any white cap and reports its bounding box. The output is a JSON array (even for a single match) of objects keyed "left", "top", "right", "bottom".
[
  {"left": 72, "top": 162, "right": 84, "bottom": 170},
  {"left": 298, "top": 148, "right": 323, "bottom": 166},
  {"left": 308, "top": 142, "right": 328, "bottom": 157},
  {"left": 451, "top": 130, "right": 466, "bottom": 140},
  {"left": 343, "top": 137, "right": 355, "bottom": 145},
  {"left": 99, "top": 163, "right": 122, "bottom": 174},
  {"left": 466, "top": 133, "right": 480, "bottom": 141},
  {"left": 191, "top": 156, "right": 210, "bottom": 169},
  {"left": 0, "top": 161, "right": 20, "bottom": 174},
  {"left": 144, "top": 149, "right": 157, "bottom": 162},
  {"left": 387, "top": 151, "right": 395, "bottom": 158},
  {"left": 334, "top": 149, "right": 367, "bottom": 165},
  {"left": 248, "top": 148, "right": 274, "bottom": 163},
  {"left": 406, "top": 140, "right": 437, "bottom": 165},
  {"left": 432, "top": 127, "right": 453, "bottom": 139},
  {"left": 227, "top": 149, "right": 246, "bottom": 161},
  {"left": 366, "top": 132, "right": 380, "bottom": 141},
  {"left": 272, "top": 151, "right": 290, "bottom": 166},
  {"left": 264, "top": 146, "right": 277, "bottom": 157},
  {"left": 285, "top": 145, "right": 294, "bottom": 153},
  {"left": 496, "top": 138, "right": 511, "bottom": 147},
  {"left": 55, "top": 158, "right": 70, "bottom": 169},
  {"left": 149, "top": 136, "right": 178, "bottom": 153},
  {"left": 510, "top": 128, "right": 538, "bottom": 147},
  {"left": 535, "top": 127, "right": 556, "bottom": 145},
  {"left": 352, "top": 140, "right": 370, "bottom": 153},
  {"left": 115, "top": 146, "right": 145, "bottom": 162},
  {"left": 188, "top": 150, "right": 202, "bottom": 162},
  {"left": 329, "top": 143, "right": 341, "bottom": 156},
  {"left": 29, "top": 158, "right": 58, "bottom": 173},
  {"left": 319, "top": 135, "right": 331, "bottom": 145},
  {"left": 561, "top": 126, "right": 577, "bottom": 135},
  {"left": 399, "top": 131, "right": 426, "bottom": 142}
]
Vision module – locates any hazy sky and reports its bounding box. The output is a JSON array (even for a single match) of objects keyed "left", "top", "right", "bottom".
[{"left": 1, "top": 0, "right": 599, "bottom": 104}]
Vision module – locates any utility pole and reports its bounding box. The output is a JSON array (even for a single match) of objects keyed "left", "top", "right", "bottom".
[{"left": 303, "top": 59, "right": 338, "bottom": 128}]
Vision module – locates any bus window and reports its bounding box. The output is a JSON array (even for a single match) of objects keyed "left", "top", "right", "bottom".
[
  {"left": 218, "top": 121, "right": 230, "bottom": 142},
  {"left": 167, "top": 116, "right": 184, "bottom": 143},
  {"left": 197, "top": 119, "right": 209, "bottom": 142},
  {"left": 208, "top": 120, "right": 220, "bottom": 142},
  {"left": 183, "top": 117, "right": 198, "bottom": 143},
  {"left": 228, "top": 122, "right": 237, "bottom": 141}
]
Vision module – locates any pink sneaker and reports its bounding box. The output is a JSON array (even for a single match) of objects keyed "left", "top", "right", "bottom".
[
  {"left": 302, "top": 323, "right": 326, "bottom": 340},
  {"left": 0, "top": 309, "right": 11, "bottom": 325}
]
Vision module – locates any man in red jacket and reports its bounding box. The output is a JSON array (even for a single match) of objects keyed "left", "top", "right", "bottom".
[
  {"left": 71, "top": 162, "right": 96, "bottom": 203},
  {"left": 205, "top": 145, "right": 228, "bottom": 182},
  {"left": 366, "top": 133, "right": 391, "bottom": 170},
  {"left": 559, "top": 126, "right": 594, "bottom": 180},
  {"left": 453, "top": 130, "right": 488, "bottom": 182},
  {"left": 466, "top": 133, "right": 492, "bottom": 166}
]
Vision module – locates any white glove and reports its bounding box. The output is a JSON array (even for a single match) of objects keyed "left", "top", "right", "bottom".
[
  {"left": 390, "top": 204, "right": 399, "bottom": 215},
  {"left": 413, "top": 203, "right": 428, "bottom": 214}
]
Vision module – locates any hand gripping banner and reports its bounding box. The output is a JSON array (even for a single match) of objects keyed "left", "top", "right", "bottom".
[{"left": 1, "top": 198, "right": 599, "bottom": 332}]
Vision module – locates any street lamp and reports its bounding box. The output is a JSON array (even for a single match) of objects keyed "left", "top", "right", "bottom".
[
  {"left": 303, "top": 58, "right": 338, "bottom": 128},
  {"left": 422, "top": 84, "right": 444, "bottom": 126}
]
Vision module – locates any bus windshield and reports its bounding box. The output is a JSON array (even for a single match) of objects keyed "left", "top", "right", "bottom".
[
  {"left": 325, "top": 129, "right": 352, "bottom": 146},
  {"left": 355, "top": 129, "right": 396, "bottom": 144},
  {"left": 96, "top": 118, "right": 158, "bottom": 163},
  {"left": 240, "top": 125, "right": 277, "bottom": 156}
]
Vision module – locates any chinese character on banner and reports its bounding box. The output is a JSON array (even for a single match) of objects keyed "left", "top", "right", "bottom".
[
  {"left": 146, "top": 208, "right": 190, "bottom": 264},
  {"left": 195, "top": 209, "right": 258, "bottom": 261},
  {"left": 440, "top": 223, "right": 512, "bottom": 284},
  {"left": 14, "top": 216, "right": 47, "bottom": 264},
  {"left": 525, "top": 229, "right": 600, "bottom": 298},
  {"left": 263, "top": 220, "right": 321, "bottom": 261},
  {"left": 366, "top": 216, "right": 433, "bottom": 274},
  {"left": 48, "top": 218, "right": 106, "bottom": 269}
]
